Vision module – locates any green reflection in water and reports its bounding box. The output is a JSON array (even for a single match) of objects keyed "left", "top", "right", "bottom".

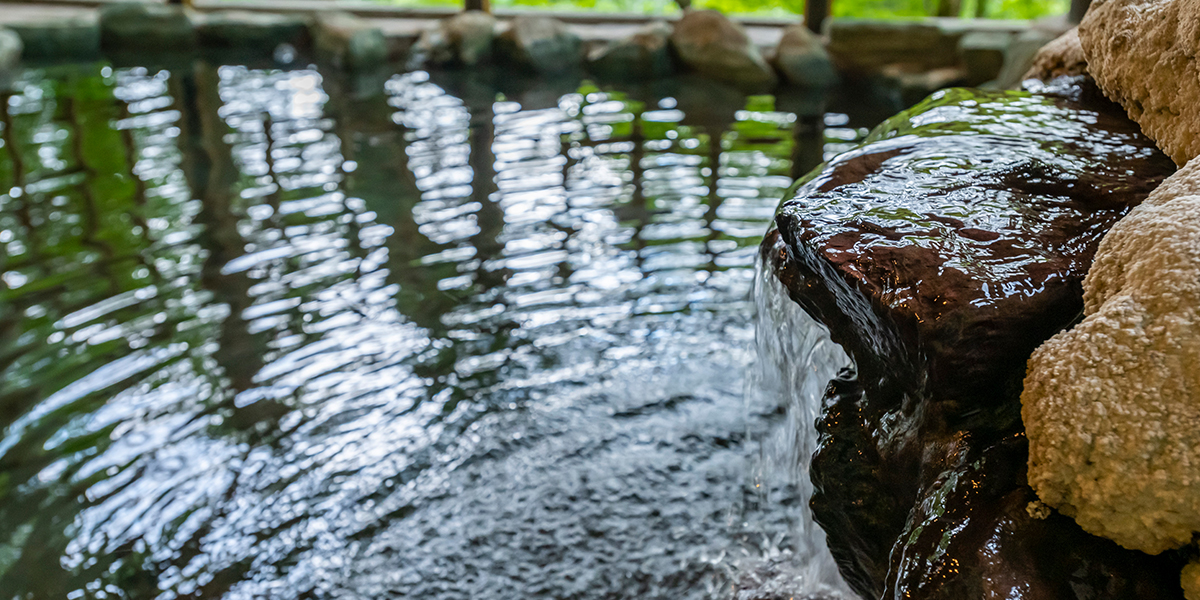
[{"left": 0, "top": 61, "right": 864, "bottom": 599}]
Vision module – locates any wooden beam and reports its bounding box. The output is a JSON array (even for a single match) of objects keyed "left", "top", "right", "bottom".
[{"left": 805, "top": 0, "right": 828, "bottom": 34}]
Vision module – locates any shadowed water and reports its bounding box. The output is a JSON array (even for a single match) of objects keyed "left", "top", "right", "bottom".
[{"left": 0, "top": 62, "right": 869, "bottom": 599}]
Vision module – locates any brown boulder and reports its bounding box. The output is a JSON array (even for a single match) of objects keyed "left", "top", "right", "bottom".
[
  {"left": 767, "top": 77, "right": 1179, "bottom": 600},
  {"left": 669, "top": 10, "right": 775, "bottom": 90}
]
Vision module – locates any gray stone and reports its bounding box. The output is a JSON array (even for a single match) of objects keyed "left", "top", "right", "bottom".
[
  {"left": 7, "top": 16, "right": 99, "bottom": 61},
  {"left": 313, "top": 12, "right": 387, "bottom": 71},
  {"left": 586, "top": 21, "right": 672, "bottom": 81},
  {"left": 669, "top": 10, "right": 775, "bottom": 90},
  {"left": 772, "top": 23, "right": 836, "bottom": 89},
  {"left": 1021, "top": 27, "right": 1086, "bottom": 84},
  {"left": 880, "top": 64, "right": 967, "bottom": 106},
  {"left": 412, "top": 10, "right": 496, "bottom": 67},
  {"left": 990, "top": 28, "right": 1061, "bottom": 89},
  {"left": 196, "top": 11, "right": 310, "bottom": 51},
  {"left": 99, "top": 3, "right": 196, "bottom": 54},
  {"left": 826, "top": 19, "right": 958, "bottom": 76},
  {"left": 495, "top": 16, "right": 582, "bottom": 74},
  {"left": 0, "top": 28, "right": 21, "bottom": 74},
  {"left": 959, "top": 30, "right": 1011, "bottom": 85}
]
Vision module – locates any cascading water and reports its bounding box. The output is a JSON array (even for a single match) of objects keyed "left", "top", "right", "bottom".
[{"left": 738, "top": 249, "right": 857, "bottom": 599}]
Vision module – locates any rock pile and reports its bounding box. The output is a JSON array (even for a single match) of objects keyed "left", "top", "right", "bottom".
[
  {"left": 768, "top": 0, "right": 1200, "bottom": 597},
  {"left": 767, "top": 79, "right": 1179, "bottom": 599},
  {"left": 1019, "top": 2, "right": 1200, "bottom": 596}
]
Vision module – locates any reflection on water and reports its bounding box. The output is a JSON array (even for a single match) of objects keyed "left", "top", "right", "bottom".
[{"left": 0, "top": 62, "right": 867, "bottom": 599}]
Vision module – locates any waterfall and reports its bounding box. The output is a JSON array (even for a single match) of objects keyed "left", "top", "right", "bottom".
[{"left": 740, "top": 250, "right": 858, "bottom": 599}]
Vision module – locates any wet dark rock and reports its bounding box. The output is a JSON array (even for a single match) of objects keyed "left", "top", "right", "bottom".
[
  {"left": 412, "top": 10, "right": 497, "bottom": 68},
  {"left": 313, "top": 12, "right": 387, "bottom": 71},
  {"left": 495, "top": 16, "right": 582, "bottom": 74},
  {"left": 586, "top": 21, "right": 673, "bottom": 81},
  {"left": 771, "top": 24, "right": 836, "bottom": 89},
  {"left": 99, "top": 3, "right": 196, "bottom": 54},
  {"left": 669, "top": 10, "right": 775, "bottom": 91},
  {"left": 195, "top": 11, "right": 310, "bottom": 52},
  {"left": 764, "top": 77, "right": 1181, "bottom": 599}
]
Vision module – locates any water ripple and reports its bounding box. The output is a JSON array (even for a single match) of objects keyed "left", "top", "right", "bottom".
[{"left": 0, "top": 62, "right": 871, "bottom": 599}]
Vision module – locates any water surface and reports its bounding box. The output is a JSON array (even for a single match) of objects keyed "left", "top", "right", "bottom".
[{"left": 0, "top": 62, "right": 868, "bottom": 599}]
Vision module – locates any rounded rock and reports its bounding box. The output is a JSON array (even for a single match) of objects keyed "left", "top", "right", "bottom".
[
  {"left": 669, "top": 10, "right": 776, "bottom": 90},
  {"left": 1023, "top": 159, "right": 1200, "bottom": 555}
]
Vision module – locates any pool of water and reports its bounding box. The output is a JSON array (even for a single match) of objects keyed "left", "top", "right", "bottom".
[{"left": 0, "top": 61, "right": 870, "bottom": 599}]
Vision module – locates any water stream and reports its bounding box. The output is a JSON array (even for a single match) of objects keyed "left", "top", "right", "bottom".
[
  {"left": 738, "top": 256, "right": 853, "bottom": 599},
  {"left": 0, "top": 61, "right": 869, "bottom": 599}
]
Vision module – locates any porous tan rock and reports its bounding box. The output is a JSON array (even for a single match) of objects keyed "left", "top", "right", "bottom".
[
  {"left": 1023, "top": 159, "right": 1200, "bottom": 555},
  {"left": 1185, "top": 560, "right": 1200, "bottom": 600},
  {"left": 1078, "top": 0, "right": 1200, "bottom": 166},
  {"left": 1022, "top": 27, "right": 1086, "bottom": 82}
]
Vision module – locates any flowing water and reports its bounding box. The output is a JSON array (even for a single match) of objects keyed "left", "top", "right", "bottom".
[{"left": 0, "top": 61, "right": 869, "bottom": 599}]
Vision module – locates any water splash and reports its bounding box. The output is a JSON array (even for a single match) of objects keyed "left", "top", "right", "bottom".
[{"left": 738, "top": 249, "right": 856, "bottom": 599}]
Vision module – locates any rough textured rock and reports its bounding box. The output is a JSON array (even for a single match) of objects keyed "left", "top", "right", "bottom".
[
  {"left": 495, "top": 16, "right": 582, "bottom": 74},
  {"left": 1023, "top": 159, "right": 1200, "bottom": 556},
  {"left": 771, "top": 24, "right": 836, "bottom": 89},
  {"left": 195, "top": 11, "right": 310, "bottom": 52},
  {"left": 669, "top": 10, "right": 775, "bottom": 90},
  {"left": 313, "top": 12, "right": 387, "bottom": 71},
  {"left": 1023, "top": 28, "right": 1086, "bottom": 83},
  {"left": 7, "top": 16, "right": 100, "bottom": 60},
  {"left": 765, "top": 77, "right": 1180, "bottom": 599},
  {"left": 586, "top": 21, "right": 673, "bottom": 81},
  {"left": 99, "top": 3, "right": 196, "bottom": 54},
  {"left": 0, "top": 28, "right": 20, "bottom": 74},
  {"left": 1079, "top": 0, "right": 1200, "bottom": 166},
  {"left": 413, "top": 11, "right": 496, "bottom": 67},
  {"left": 1185, "top": 560, "right": 1200, "bottom": 600}
]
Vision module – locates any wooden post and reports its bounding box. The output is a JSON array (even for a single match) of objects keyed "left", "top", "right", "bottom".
[
  {"left": 935, "top": 0, "right": 961, "bottom": 17},
  {"left": 1068, "top": 0, "right": 1091, "bottom": 23},
  {"left": 805, "top": 0, "right": 829, "bottom": 34}
]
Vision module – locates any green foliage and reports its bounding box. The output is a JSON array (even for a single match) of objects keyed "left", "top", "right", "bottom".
[
  {"left": 374, "top": 0, "right": 1067, "bottom": 19},
  {"left": 496, "top": 0, "right": 679, "bottom": 13},
  {"left": 829, "top": 0, "right": 927, "bottom": 18}
]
